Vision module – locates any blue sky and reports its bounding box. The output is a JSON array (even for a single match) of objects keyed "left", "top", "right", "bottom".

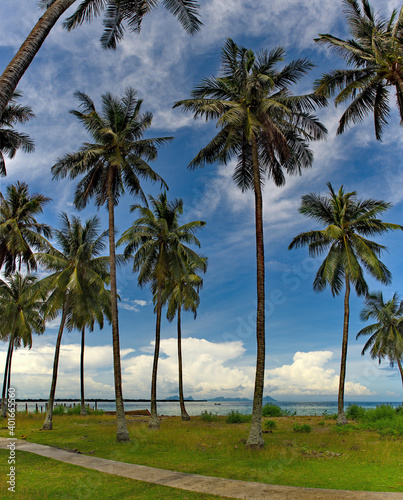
[{"left": 1, "top": 0, "right": 403, "bottom": 402}]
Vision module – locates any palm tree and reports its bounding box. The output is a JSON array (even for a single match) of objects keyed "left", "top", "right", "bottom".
[
  {"left": 289, "top": 183, "right": 402, "bottom": 423},
  {"left": 174, "top": 38, "right": 327, "bottom": 447},
  {"left": 357, "top": 291, "right": 403, "bottom": 391},
  {"left": 0, "top": 91, "right": 35, "bottom": 177},
  {"left": 36, "top": 213, "right": 110, "bottom": 430},
  {"left": 164, "top": 256, "right": 207, "bottom": 420},
  {"left": 0, "top": 181, "right": 51, "bottom": 275},
  {"left": 118, "top": 192, "right": 206, "bottom": 429},
  {"left": 314, "top": 0, "right": 403, "bottom": 140},
  {"left": 52, "top": 89, "right": 171, "bottom": 441},
  {"left": 0, "top": 274, "right": 45, "bottom": 417},
  {"left": 0, "top": 0, "right": 201, "bottom": 118},
  {"left": 65, "top": 267, "right": 112, "bottom": 416}
]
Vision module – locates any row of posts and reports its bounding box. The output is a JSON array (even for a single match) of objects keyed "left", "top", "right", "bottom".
[{"left": 9, "top": 401, "right": 99, "bottom": 413}]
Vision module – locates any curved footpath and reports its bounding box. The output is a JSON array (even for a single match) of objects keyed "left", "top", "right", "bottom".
[{"left": 1, "top": 438, "right": 402, "bottom": 500}]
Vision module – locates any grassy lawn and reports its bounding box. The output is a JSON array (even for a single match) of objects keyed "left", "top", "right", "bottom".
[
  {"left": 0, "top": 450, "right": 229, "bottom": 499},
  {"left": 0, "top": 412, "right": 402, "bottom": 494}
]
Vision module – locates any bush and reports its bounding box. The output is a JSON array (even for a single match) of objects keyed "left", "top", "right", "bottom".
[
  {"left": 334, "top": 424, "right": 358, "bottom": 434},
  {"left": 293, "top": 423, "right": 311, "bottom": 433},
  {"left": 346, "top": 404, "right": 366, "bottom": 421},
  {"left": 200, "top": 411, "right": 218, "bottom": 422},
  {"left": 52, "top": 404, "right": 66, "bottom": 415},
  {"left": 318, "top": 420, "right": 325, "bottom": 426},
  {"left": 340, "top": 404, "right": 403, "bottom": 436},
  {"left": 262, "top": 404, "right": 289, "bottom": 417},
  {"left": 365, "top": 405, "right": 398, "bottom": 422},
  {"left": 226, "top": 411, "right": 252, "bottom": 424},
  {"left": 263, "top": 419, "right": 276, "bottom": 430}
]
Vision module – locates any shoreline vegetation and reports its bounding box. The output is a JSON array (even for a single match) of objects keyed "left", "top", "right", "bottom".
[{"left": 0, "top": 404, "right": 402, "bottom": 496}]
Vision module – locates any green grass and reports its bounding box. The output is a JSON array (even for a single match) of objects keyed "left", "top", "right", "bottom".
[
  {"left": 0, "top": 450, "right": 228, "bottom": 499},
  {"left": 1, "top": 412, "right": 402, "bottom": 494}
]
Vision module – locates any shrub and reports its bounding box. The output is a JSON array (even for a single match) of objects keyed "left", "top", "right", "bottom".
[
  {"left": 200, "top": 411, "right": 218, "bottom": 422},
  {"left": 226, "top": 411, "right": 252, "bottom": 424},
  {"left": 52, "top": 404, "right": 66, "bottom": 415},
  {"left": 318, "top": 420, "right": 325, "bottom": 426},
  {"left": 345, "top": 404, "right": 366, "bottom": 421},
  {"left": 365, "top": 405, "right": 397, "bottom": 422},
  {"left": 262, "top": 404, "right": 287, "bottom": 417},
  {"left": 293, "top": 423, "right": 311, "bottom": 433},
  {"left": 264, "top": 419, "right": 276, "bottom": 430},
  {"left": 334, "top": 424, "right": 358, "bottom": 434}
]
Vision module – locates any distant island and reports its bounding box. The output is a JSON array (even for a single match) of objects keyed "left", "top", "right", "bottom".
[
  {"left": 164, "top": 395, "right": 276, "bottom": 402},
  {"left": 208, "top": 396, "right": 277, "bottom": 402}
]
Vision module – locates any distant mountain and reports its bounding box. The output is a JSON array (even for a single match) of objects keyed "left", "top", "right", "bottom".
[
  {"left": 209, "top": 397, "right": 251, "bottom": 402},
  {"left": 166, "top": 395, "right": 276, "bottom": 402},
  {"left": 166, "top": 395, "right": 194, "bottom": 401},
  {"left": 263, "top": 396, "right": 276, "bottom": 402},
  {"left": 208, "top": 396, "right": 276, "bottom": 402}
]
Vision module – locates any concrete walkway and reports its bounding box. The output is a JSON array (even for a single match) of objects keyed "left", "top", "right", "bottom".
[{"left": 1, "top": 438, "right": 402, "bottom": 500}]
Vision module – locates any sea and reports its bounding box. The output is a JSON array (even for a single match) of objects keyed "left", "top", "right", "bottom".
[{"left": 15, "top": 400, "right": 402, "bottom": 416}]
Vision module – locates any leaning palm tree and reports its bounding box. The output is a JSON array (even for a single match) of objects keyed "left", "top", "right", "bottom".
[
  {"left": 315, "top": 0, "right": 403, "bottom": 140},
  {"left": 36, "top": 213, "right": 110, "bottom": 430},
  {"left": 0, "top": 91, "right": 35, "bottom": 177},
  {"left": 0, "top": 274, "right": 45, "bottom": 417},
  {"left": 357, "top": 291, "right": 403, "bottom": 391},
  {"left": 118, "top": 192, "right": 206, "bottom": 429},
  {"left": 164, "top": 256, "right": 207, "bottom": 420},
  {"left": 52, "top": 89, "right": 171, "bottom": 441},
  {"left": 289, "top": 183, "right": 402, "bottom": 423},
  {"left": 174, "top": 38, "right": 327, "bottom": 447},
  {"left": 0, "top": 181, "right": 51, "bottom": 275},
  {"left": 0, "top": 0, "right": 201, "bottom": 118}
]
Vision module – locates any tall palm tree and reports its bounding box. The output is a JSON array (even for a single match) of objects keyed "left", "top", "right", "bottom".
[
  {"left": 357, "top": 291, "right": 403, "bottom": 391},
  {"left": 163, "top": 256, "right": 207, "bottom": 421},
  {"left": 0, "top": 181, "right": 51, "bottom": 275},
  {"left": 52, "top": 89, "right": 171, "bottom": 441},
  {"left": 174, "top": 38, "right": 327, "bottom": 447},
  {"left": 0, "top": 0, "right": 201, "bottom": 118},
  {"left": 0, "top": 91, "right": 35, "bottom": 177},
  {"left": 0, "top": 274, "right": 45, "bottom": 417},
  {"left": 289, "top": 183, "right": 402, "bottom": 423},
  {"left": 314, "top": 0, "right": 403, "bottom": 140},
  {"left": 36, "top": 213, "right": 110, "bottom": 430},
  {"left": 118, "top": 192, "right": 206, "bottom": 429},
  {"left": 65, "top": 268, "right": 112, "bottom": 416}
]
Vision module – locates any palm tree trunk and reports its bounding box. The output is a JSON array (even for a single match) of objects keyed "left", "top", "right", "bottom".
[
  {"left": 108, "top": 184, "right": 129, "bottom": 442},
  {"left": 397, "top": 358, "right": 403, "bottom": 395},
  {"left": 338, "top": 277, "right": 350, "bottom": 425},
  {"left": 246, "top": 134, "right": 265, "bottom": 448},
  {"left": 149, "top": 284, "right": 163, "bottom": 429},
  {"left": 1, "top": 337, "right": 13, "bottom": 418},
  {"left": 177, "top": 306, "right": 190, "bottom": 421},
  {"left": 0, "top": 0, "right": 77, "bottom": 117},
  {"left": 42, "top": 302, "right": 68, "bottom": 430},
  {"left": 80, "top": 326, "right": 87, "bottom": 416}
]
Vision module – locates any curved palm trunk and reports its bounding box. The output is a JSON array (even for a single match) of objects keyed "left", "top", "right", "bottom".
[
  {"left": 80, "top": 326, "right": 87, "bottom": 416},
  {"left": 1, "top": 337, "right": 14, "bottom": 418},
  {"left": 246, "top": 135, "right": 265, "bottom": 448},
  {"left": 397, "top": 358, "right": 403, "bottom": 396},
  {"left": 0, "top": 0, "right": 77, "bottom": 117},
  {"left": 337, "top": 277, "right": 350, "bottom": 425},
  {"left": 177, "top": 306, "right": 190, "bottom": 421},
  {"left": 108, "top": 186, "right": 129, "bottom": 442},
  {"left": 149, "top": 284, "right": 162, "bottom": 429},
  {"left": 42, "top": 303, "right": 68, "bottom": 430}
]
